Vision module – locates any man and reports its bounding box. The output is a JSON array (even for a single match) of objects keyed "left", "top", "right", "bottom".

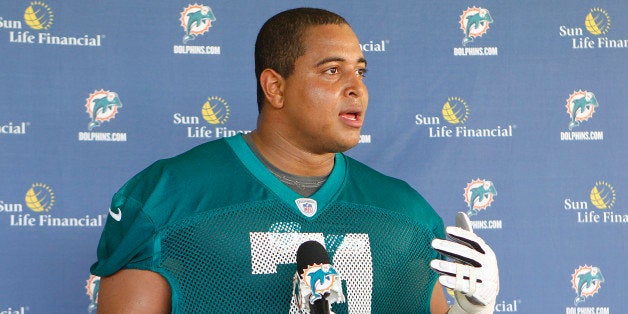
[{"left": 91, "top": 8, "right": 498, "bottom": 313}]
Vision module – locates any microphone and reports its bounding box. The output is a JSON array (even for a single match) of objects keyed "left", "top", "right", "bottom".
[{"left": 295, "top": 241, "right": 345, "bottom": 314}]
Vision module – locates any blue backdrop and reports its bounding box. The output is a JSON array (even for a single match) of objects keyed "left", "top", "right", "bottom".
[{"left": 1, "top": 1, "right": 626, "bottom": 313}]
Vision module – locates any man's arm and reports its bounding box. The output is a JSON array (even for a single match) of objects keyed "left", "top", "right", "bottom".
[
  {"left": 97, "top": 269, "right": 171, "bottom": 314},
  {"left": 431, "top": 281, "right": 451, "bottom": 314}
]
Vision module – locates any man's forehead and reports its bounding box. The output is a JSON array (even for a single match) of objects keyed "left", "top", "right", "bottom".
[{"left": 301, "top": 24, "right": 365, "bottom": 63}]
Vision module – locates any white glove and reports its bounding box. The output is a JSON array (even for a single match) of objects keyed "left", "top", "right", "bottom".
[{"left": 430, "top": 212, "right": 499, "bottom": 314}]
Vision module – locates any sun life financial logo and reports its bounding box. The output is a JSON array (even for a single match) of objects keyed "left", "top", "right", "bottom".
[
  {"left": 172, "top": 96, "right": 251, "bottom": 139},
  {"left": 3, "top": 1, "right": 104, "bottom": 46},
  {"left": 85, "top": 275, "right": 101, "bottom": 312},
  {"left": 24, "top": 1, "right": 53, "bottom": 30},
  {"left": 414, "top": 96, "right": 514, "bottom": 139},
  {"left": 559, "top": 7, "right": 628, "bottom": 50},
  {"left": 173, "top": 4, "right": 220, "bottom": 55},
  {"left": 454, "top": 7, "right": 498, "bottom": 56},
  {"left": 560, "top": 90, "right": 603, "bottom": 141},
  {"left": 78, "top": 90, "right": 127, "bottom": 142},
  {"left": 564, "top": 181, "right": 626, "bottom": 224},
  {"left": 565, "top": 265, "right": 608, "bottom": 313},
  {"left": 10, "top": 182, "right": 106, "bottom": 227},
  {"left": 590, "top": 181, "right": 616, "bottom": 210},
  {"left": 24, "top": 182, "right": 55, "bottom": 213}
]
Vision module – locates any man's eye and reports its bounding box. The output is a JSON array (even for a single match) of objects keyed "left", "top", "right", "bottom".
[
  {"left": 357, "top": 68, "right": 368, "bottom": 77},
  {"left": 325, "top": 68, "right": 339, "bottom": 75}
]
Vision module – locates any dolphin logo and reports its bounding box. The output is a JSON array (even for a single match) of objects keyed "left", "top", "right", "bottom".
[
  {"left": 466, "top": 180, "right": 497, "bottom": 216},
  {"left": 568, "top": 91, "right": 598, "bottom": 130},
  {"left": 462, "top": 8, "right": 493, "bottom": 46},
  {"left": 574, "top": 267, "right": 604, "bottom": 306},
  {"left": 87, "top": 92, "right": 122, "bottom": 130},
  {"left": 305, "top": 265, "right": 339, "bottom": 302},
  {"left": 182, "top": 5, "right": 216, "bottom": 44}
]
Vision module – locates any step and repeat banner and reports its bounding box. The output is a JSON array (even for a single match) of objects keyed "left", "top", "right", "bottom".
[{"left": 1, "top": 1, "right": 626, "bottom": 313}]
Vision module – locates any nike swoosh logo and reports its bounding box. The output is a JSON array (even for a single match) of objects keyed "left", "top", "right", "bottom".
[{"left": 109, "top": 207, "right": 122, "bottom": 222}]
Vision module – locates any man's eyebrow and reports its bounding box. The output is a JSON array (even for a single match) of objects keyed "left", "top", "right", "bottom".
[{"left": 315, "top": 57, "right": 368, "bottom": 67}]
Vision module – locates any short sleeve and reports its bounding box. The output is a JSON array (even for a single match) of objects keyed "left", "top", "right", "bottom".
[{"left": 90, "top": 191, "right": 157, "bottom": 277}]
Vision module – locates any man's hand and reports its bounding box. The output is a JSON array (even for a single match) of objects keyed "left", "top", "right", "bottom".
[{"left": 430, "top": 212, "right": 499, "bottom": 314}]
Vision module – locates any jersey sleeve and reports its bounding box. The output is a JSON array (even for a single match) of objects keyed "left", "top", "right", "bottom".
[{"left": 90, "top": 178, "right": 158, "bottom": 277}]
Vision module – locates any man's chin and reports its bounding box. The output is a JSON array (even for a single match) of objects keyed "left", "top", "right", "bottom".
[{"left": 333, "top": 136, "right": 361, "bottom": 153}]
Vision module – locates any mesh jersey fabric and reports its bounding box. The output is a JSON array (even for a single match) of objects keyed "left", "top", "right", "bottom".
[{"left": 91, "top": 134, "right": 445, "bottom": 313}]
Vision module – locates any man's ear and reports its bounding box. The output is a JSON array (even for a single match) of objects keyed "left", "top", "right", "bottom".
[{"left": 259, "top": 68, "right": 285, "bottom": 109}]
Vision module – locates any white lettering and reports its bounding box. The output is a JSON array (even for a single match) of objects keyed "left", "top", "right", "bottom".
[
  {"left": 572, "top": 37, "right": 595, "bottom": 49},
  {"left": 560, "top": 131, "right": 604, "bottom": 141},
  {"left": 0, "top": 201, "right": 23, "bottom": 213},
  {"left": 359, "top": 134, "right": 371, "bottom": 144},
  {"left": 37, "top": 33, "right": 103, "bottom": 46},
  {"left": 10, "top": 214, "right": 36, "bottom": 226},
  {"left": 453, "top": 47, "right": 498, "bottom": 56},
  {"left": 173, "top": 113, "right": 199, "bottom": 125},
  {"left": 9, "top": 31, "right": 35, "bottom": 43},
  {"left": 559, "top": 26, "right": 583, "bottom": 37},
  {"left": 564, "top": 199, "right": 588, "bottom": 210},
  {"left": 0, "top": 17, "right": 22, "bottom": 29},
  {"left": 598, "top": 37, "right": 628, "bottom": 48},
  {"left": 360, "top": 40, "right": 387, "bottom": 52},
  {"left": 78, "top": 132, "right": 127, "bottom": 142},
  {"left": 173, "top": 45, "right": 221, "bottom": 55},
  {"left": 577, "top": 211, "right": 600, "bottom": 223},
  {"left": 215, "top": 127, "right": 251, "bottom": 138},
  {"left": 414, "top": 114, "right": 440, "bottom": 125},
  {"left": 0, "top": 122, "right": 29, "bottom": 134}
]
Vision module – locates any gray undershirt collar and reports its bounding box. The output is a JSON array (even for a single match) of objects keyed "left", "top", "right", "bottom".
[{"left": 242, "top": 133, "right": 328, "bottom": 197}]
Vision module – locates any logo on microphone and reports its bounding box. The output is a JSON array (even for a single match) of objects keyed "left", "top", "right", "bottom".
[{"left": 297, "top": 264, "right": 340, "bottom": 305}]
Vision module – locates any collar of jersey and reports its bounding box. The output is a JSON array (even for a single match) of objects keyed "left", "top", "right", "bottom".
[{"left": 225, "top": 134, "right": 346, "bottom": 219}]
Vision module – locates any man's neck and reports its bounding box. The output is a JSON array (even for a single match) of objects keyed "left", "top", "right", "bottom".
[{"left": 249, "top": 130, "right": 335, "bottom": 177}]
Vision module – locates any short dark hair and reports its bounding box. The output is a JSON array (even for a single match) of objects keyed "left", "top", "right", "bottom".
[{"left": 254, "top": 8, "right": 349, "bottom": 112}]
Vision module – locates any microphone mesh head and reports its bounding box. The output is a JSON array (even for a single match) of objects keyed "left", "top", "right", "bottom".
[{"left": 296, "top": 240, "right": 330, "bottom": 276}]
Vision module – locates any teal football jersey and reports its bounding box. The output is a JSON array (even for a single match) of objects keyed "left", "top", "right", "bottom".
[{"left": 91, "top": 134, "right": 445, "bottom": 313}]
